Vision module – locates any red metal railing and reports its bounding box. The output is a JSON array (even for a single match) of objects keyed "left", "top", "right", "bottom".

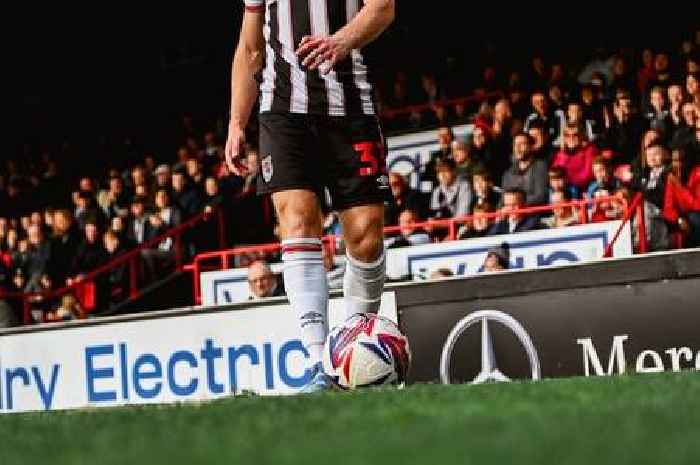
[
  {"left": 0, "top": 208, "right": 226, "bottom": 324},
  {"left": 380, "top": 91, "right": 505, "bottom": 119},
  {"left": 185, "top": 195, "right": 639, "bottom": 305}
]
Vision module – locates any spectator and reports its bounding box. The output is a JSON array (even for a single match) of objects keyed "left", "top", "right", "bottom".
[
  {"left": 46, "top": 294, "right": 85, "bottom": 322},
  {"left": 608, "top": 55, "right": 635, "bottom": 98},
  {"left": 552, "top": 123, "right": 599, "bottom": 192},
  {"left": 429, "top": 158, "right": 472, "bottom": 220},
  {"left": 154, "top": 164, "right": 172, "bottom": 192},
  {"left": 548, "top": 167, "right": 580, "bottom": 202},
  {"left": 49, "top": 209, "right": 81, "bottom": 286},
  {"left": 452, "top": 139, "right": 478, "bottom": 183},
  {"left": 428, "top": 268, "right": 454, "bottom": 280},
  {"left": 586, "top": 157, "right": 621, "bottom": 199},
  {"left": 423, "top": 125, "right": 454, "bottom": 190},
  {"left": 502, "top": 133, "right": 549, "bottom": 206},
  {"left": 154, "top": 188, "right": 182, "bottom": 229},
  {"left": 637, "top": 49, "right": 656, "bottom": 94},
  {"left": 567, "top": 100, "right": 598, "bottom": 142},
  {"left": 578, "top": 48, "right": 614, "bottom": 87},
  {"left": 541, "top": 191, "right": 579, "bottom": 229},
  {"left": 670, "top": 102, "right": 698, "bottom": 153},
  {"left": 105, "top": 175, "right": 130, "bottom": 218},
  {"left": 599, "top": 91, "right": 646, "bottom": 166},
  {"left": 386, "top": 209, "right": 431, "bottom": 249},
  {"left": 644, "top": 86, "right": 672, "bottom": 138},
  {"left": 487, "top": 189, "right": 540, "bottom": 235},
  {"left": 127, "top": 196, "right": 157, "bottom": 245},
  {"left": 523, "top": 91, "right": 566, "bottom": 147},
  {"left": 186, "top": 157, "right": 205, "bottom": 188},
  {"left": 469, "top": 168, "right": 501, "bottom": 213},
  {"left": 458, "top": 202, "right": 494, "bottom": 240},
  {"left": 70, "top": 220, "right": 107, "bottom": 280},
  {"left": 469, "top": 124, "right": 494, "bottom": 173},
  {"left": 634, "top": 143, "right": 695, "bottom": 250},
  {"left": 171, "top": 169, "right": 204, "bottom": 219},
  {"left": 74, "top": 190, "right": 106, "bottom": 231},
  {"left": 647, "top": 51, "right": 673, "bottom": 91},
  {"left": 490, "top": 99, "right": 515, "bottom": 173},
  {"left": 384, "top": 172, "right": 425, "bottom": 226},
  {"left": 667, "top": 84, "right": 686, "bottom": 130},
  {"left": 102, "top": 230, "right": 130, "bottom": 305},
  {"left": 590, "top": 188, "right": 625, "bottom": 223},
  {"left": 685, "top": 164, "right": 700, "bottom": 247},
  {"left": 247, "top": 260, "right": 284, "bottom": 300},
  {"left": 24, "top": 224, "right": 52, "bottom": 291},
  {"left": 481, "top": 244, "right": 509, "bottom": 272},
  {"left": 527, "top": 121, "right": 554, "bottom": 163},
  {"left": 203, "top": 177, "right": 224, "bottom": 214}
]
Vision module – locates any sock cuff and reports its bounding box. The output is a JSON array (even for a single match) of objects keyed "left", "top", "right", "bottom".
[
  {"left": 281, "top": 238, "right": 323, "bottom": 262},
  {"left": 345, "top": 247, "right": 385, "bottom": 270}
]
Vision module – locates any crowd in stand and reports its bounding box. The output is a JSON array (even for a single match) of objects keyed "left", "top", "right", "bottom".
[
  {"left": 4, "top": 33, "right": 699, "bottom": 325},
  {"left": 382, "top": 41, "right": 700, "bottom": 252},
  {"left": 0, "top": 136, "right": 277, "bottom": 324}
]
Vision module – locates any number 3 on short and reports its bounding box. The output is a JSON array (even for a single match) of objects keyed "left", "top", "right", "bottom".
[{"left": 353, "top": 141, "right": 385, "bottom": 177}]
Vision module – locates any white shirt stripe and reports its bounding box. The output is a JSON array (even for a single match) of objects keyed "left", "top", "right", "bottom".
[
  {"left": 346, "top": 0, "right": 374, "bottom": 115},
  {"left": 278, "top": 0, "right": 308, "bottom": 113},
  {"left": 309, "top": 0, "right": 346, "bottom": 116},
  {"left": 260, "top": 3, "right": 276, "bottom": 112}
]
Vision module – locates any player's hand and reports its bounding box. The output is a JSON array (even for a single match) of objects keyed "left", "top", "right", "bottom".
[
  {"left": 225, "top": 123, "right": 247, "bottom": 176},
  {"left": 296, "top": 34, "right": 351, "bottom": 75}
]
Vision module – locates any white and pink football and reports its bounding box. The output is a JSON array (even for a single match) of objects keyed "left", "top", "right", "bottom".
[{"left": 322, "top": 313, "right": 411, "bottom": 389}]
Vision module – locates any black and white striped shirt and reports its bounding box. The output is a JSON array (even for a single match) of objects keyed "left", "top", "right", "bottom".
[{"left": 243, "top": 0, "right": 376, "bottom": 116}]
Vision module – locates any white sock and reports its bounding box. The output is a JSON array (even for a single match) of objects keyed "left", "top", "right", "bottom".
[
  {"left": 282, "top": 238, "right": 328, "bottom": 368},
  {"left": 343, "top": 248, "right": 386, "bottom": 317}
]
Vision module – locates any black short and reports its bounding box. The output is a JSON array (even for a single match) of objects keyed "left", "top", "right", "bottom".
[{"left": 257, "top": 112, "right": 390, "bottom": 211}]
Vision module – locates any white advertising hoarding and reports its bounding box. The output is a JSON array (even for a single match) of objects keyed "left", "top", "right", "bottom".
[
  {"left": 387, "top": 124, "right": 471, "bottom": 192},
  {"left": 387, "top": 221, "right": 632, "bottom": 279},
  {"left": 0, "top": 293, "right": 397, "bottom": 414},
  {"left": 202, "top": 221, "right": 632, "bottom": 305}
]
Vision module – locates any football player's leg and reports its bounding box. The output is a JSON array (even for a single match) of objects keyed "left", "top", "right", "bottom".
[
  {"left": 323, "top": 116, "right": 389, "bottom": 317},
  {"left": 273, "top": 189, "right": 329, "bottom": 368},
  {"left": 258, "top": 114, "right": 330, "bottom": 372},
  {"left": 339, "top": 203, "right": 386, "bottom": 315}
]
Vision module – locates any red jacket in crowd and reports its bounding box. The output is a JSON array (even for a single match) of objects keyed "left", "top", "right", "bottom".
[
  {"left": 662, "top": 172, "right": 696, "bottom": 225},
  {"left": 551, "top": 144, "right": 598, "bottom": 191},
  {"left": 687, "top": 166, "right": 700, "bottom": 211}
]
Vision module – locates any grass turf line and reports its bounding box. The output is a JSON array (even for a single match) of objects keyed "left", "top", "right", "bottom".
[{"left": 1, "top": 372, "right": 698, "bottom": 465}]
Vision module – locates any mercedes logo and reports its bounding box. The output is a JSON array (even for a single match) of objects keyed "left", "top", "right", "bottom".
[{"left": 440, "top": 310, "right": 541, "bottom": 384}]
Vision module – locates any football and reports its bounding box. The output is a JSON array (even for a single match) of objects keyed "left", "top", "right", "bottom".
[{"left": 323, "top": 313, "right": 411, "bottom": 389}]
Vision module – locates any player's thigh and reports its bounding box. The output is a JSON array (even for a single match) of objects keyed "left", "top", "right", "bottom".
[
  {"left": 320, "top": 116, "right": 390, "bottom": 212},
  {"left": 272, "top": 189, "right": 323, "bottom": 239},
  {"left": 258, "top": 113, "right": 324, "bottom": 238},
  {"left": 257, "top": 112, "right": 323, "bottom": 195}
]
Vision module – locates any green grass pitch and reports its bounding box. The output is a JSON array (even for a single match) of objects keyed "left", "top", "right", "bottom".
[{"left": 2, "top": 372, "right": 698, "bottom": 465}]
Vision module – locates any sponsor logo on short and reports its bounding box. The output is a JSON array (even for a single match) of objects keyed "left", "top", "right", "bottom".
[
  {"left": 261, "top": 155, "right": 273, "bottom": 183},
  {"left": 577, "top": 335, "right": 700, "bottom": 376},
  {"left": 440, "top": 310, "right": 541, "bottom": 384},
  {"left": 377, "top": 174, "right": 389, "bottom": 189}
]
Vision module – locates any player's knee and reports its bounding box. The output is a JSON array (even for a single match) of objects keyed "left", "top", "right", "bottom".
[
  {"left": 345, "top": 220, "right": 383, "bottom": 262},
  {"left": 274, "top": 195, "right": 322, "bottom": 239}
]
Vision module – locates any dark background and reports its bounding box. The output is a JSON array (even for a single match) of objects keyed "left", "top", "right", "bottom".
[{"left": 19, "top": 4, "right": 698, "bottom": 157}]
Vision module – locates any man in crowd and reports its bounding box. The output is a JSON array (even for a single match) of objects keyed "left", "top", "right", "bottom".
[
  {"left": 429, "top": 158, "right": 472, "bottom": 220},
  {"left": 551, "top": 123, "right": 598, "bottom": 192},
  {"left": 524, "top": 91, "right": 566, "bottom": 147},
  {"left": 247, "top": 260, "right": 285, "bottom": 300},
  {"left": 488, "top": 189, "right": 540, "bottom": 236},
  {"left": 502, "top": 133, "right": 548, "bottom": 206}
]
